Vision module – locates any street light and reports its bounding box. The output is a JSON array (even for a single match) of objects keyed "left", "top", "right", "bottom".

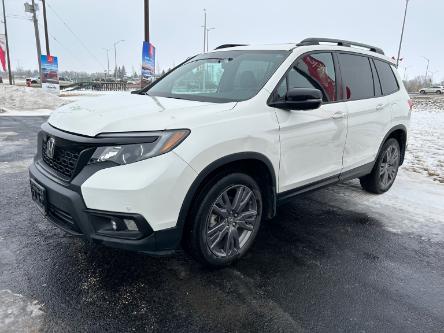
[
  {"left": 102, "top": 48, "right": 110, "bottom": 79},
  {"left": 206, "top": 27, "right": 215, "bottom": 52},
  {"left": 396, "top": 0, "right": 411, "bottom": 67},
  {"left": 430, "top": 70, "right": 439, "bottom": 84},
  {"left": 422, "top": 56, "right": 430, "bottom": 83},
  {"left": 113, "top": 39, "right": 125, "bottom": 80}
]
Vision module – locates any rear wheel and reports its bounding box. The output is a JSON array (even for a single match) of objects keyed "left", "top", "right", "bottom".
[
  {"left": 185, "top": 173, "right": 262, "bottom": 267},
  {"left": 436, "top": 90, "right": 442, "bottom": 95},
  {"left": 360, "top": 138, "right": 401, "bottom": 194},
  {"left": 420, "top": 90, "right": 426, "bottom": 94}
]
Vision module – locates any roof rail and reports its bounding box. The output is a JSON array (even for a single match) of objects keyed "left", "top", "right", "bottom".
[
  {"left": 297, "top": 38, "right": 384, "bottom": 55},
  {"left": 214, "top": 44, "right": 248, "bottom": 50}
]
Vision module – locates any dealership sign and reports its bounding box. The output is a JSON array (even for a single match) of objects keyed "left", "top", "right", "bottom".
[
  {"left": 141, "top": 41, "right": 155, "bottom": 86},
  {"left": 41, "top": 55, "right": 60, "bottom": 95},
  {"left": 0, "top": 34, "right": 7, "bottom": 72}
]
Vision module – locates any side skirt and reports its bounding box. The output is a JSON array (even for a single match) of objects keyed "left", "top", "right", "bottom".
[{"left": 276, "top": 162, "right": 374, "bottom": 205}]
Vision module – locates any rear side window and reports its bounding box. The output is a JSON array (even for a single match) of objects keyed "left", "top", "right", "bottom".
[
  {"left": 374, "top": 59, "right": 399, "bottom": 95},
  {"left": 338, "top": 53, "right": 374, "bottom": 101},
  {"left": 274, "top": 52, "right": 337, "bottom": 102}
]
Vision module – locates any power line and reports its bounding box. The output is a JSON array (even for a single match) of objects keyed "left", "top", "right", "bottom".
[
  {"left": 45, "top": 0, "right": 104, "bottom": 69},
  {"left": 37, "top": 22, "right": 84, "bottom": 68}
]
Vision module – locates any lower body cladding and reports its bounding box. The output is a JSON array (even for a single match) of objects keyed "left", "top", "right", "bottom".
[{"left": 29, "top": 151, "right": 197, "bottom": 255}]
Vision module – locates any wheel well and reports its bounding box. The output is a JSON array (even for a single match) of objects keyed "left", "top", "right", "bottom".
[
  {"left": 178, "top": 157, "right": 277, "bottom": 242},
  {"left": 387, "top": 128, "right": 407, "bottom": 165}
]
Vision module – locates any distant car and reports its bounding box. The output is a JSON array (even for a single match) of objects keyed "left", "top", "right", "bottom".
[{"left": 419, "top": 86, "right": 444, "bottom": 94}]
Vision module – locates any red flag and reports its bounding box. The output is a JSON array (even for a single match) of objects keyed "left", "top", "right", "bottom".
[{"left": 0, "top": 35, "right": 6, "bottom": 72}]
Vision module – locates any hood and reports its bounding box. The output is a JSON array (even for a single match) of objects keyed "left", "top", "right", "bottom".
[{"left": 48, "top": 93, "right": 236, "bottom": 137}]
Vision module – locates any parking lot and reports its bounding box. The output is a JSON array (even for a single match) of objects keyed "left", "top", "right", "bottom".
[{"left": 0, "top": 114, "right": 443, "bottom": 332}]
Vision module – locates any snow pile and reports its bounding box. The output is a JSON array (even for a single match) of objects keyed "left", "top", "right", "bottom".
[
  {"left": 405, "top": 98, "right": 444, "bottom": 183},
  {"left": 0, "top": 85, "right": 69, "bottom": 112},
  {"left": 412, "top": 95, "right": 444, "bottom": 112}
]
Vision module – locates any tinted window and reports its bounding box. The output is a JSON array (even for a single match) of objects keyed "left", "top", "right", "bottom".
[
  {"left": 374, "top": 59, "right": 399, "bottom": 95},
  {"left": 275, "top": 52, "right": 337, "bottom": 102},
  {"left": 370, "top": 59, "right": 383, "bottom": 97},
  {"left": 338, "top": 54, "right": 374, "bottom": 101}
]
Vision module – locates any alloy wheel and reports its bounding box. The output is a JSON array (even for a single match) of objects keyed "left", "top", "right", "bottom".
[
  {"left": 206, "top": 185, "right": 258, "bottom": 258},
  {"left": 379, "top": 144, "right": 400, "bottom": 189}
]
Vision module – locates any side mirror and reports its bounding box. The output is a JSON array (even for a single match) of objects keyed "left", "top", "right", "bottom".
[{"left": 269, "top": 88, "right": 323, "bottom": 110}]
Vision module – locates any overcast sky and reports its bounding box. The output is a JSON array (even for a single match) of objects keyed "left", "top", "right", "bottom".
[{"left": 2, "top": 0, "right": 443, "bottom": 81}]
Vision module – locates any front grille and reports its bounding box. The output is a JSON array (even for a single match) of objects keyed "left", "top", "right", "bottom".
[{"left": 42, "top": 139, "right": 81, "bottom": 179}]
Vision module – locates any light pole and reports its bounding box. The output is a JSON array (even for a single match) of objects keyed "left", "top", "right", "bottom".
[
  {"left": 41, "top": 0, "right": 50, "bottom": 55},
  {"left": 206, "top": 27, "right": 215, "bottom": 52},
  {"left": 396, "top": 0, "right": 411, "bottom": 67},
  {"left": 430, "top": 70, "right": 439, "bottom": 84},
  {"left": 422, "top": 56, "right": 430, "bottom": 84},
  {"left": 102, "top": 48, "right": 110, "bottom": 79},
  {"left": 202, "top": 9, "right": 207, "bottom": 53},
  {"left": 113, "top": 39, "right": 124, "bottom": 81}
]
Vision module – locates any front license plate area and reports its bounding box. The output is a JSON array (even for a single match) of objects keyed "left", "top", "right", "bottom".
[{"left": 30, "top": 179, "right": 47, "bottom": 215}]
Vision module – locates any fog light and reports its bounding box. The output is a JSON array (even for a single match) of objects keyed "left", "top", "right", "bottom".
[
  {"left": 111, "top": 220, "right": 118, "bottom": 231},
  {"left": 124, "top": 219, "right": 138, "bottom": 231},
  {"left": 89, "top": 210, "right": 154, "bottom": 240}
]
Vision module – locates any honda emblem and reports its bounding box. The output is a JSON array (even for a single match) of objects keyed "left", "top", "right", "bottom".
[{"left": 46, "top": 137, "right": 55, "bottom": 159}]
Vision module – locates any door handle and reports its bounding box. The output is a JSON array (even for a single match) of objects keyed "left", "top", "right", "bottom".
[
  {"left": 376, "top": 104, "right": 384, "bottom": 111},
  {"left": 331, "top": 111, "right": 346, "bottom": 119}
]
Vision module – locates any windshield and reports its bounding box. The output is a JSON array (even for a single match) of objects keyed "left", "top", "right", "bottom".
[{"left": 146, "top": 50, "right": 290, "bottom": 103}]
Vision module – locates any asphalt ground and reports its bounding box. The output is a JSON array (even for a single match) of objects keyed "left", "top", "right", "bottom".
[{"left": 0, "top": 116, "right": 443, "bottom": 332}]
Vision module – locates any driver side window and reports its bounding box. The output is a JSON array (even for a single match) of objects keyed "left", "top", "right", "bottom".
[{"left": 275, "top": 52, "right": 337, "bottom": 103}]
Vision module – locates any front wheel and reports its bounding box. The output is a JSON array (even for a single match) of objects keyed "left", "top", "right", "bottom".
[
  {"left": 360, "top": 138, "right": 401, "bottom": 194},
  {"left": 420, "top": 90, "right": 426, "bottom": 94},
  {"left": 436, "top": 90, "right": 442, "bottom": 95},
  {"left": 185, "top": 173, "right": 262, "bottom": 267}
]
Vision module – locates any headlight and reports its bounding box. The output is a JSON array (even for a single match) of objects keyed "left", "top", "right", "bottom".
[{"left": 88, "top": 129, "right": 190, "bottom": 165}]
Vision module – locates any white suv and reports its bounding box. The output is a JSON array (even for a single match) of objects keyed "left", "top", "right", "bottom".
[
  {"left": 30, "top": 38, "right": 411, "bottom": 267},
  {"left": 419, "top": 86, "right": 443, "bottom": 94}
]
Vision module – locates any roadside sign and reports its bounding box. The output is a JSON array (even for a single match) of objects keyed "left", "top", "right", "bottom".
[
  {"left": 141, "top": 41, "right": 155, "bottom": 87},
  {"left": 41, "top": 55, "right": 60, "bottom": 95}
]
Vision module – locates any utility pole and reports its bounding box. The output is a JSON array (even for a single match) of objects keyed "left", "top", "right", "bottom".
[
  {"left": 1, "top": 0, "right": 12, "bottom": 84},
  {"left": 396, "top": 0, "right": 410, "bottom": 67},
  {"left": 103, "top": 48, "right": 110, "bottom": 79},
  {"left": 202, "top": 9, "right": 207, "bottom": 53},
  {"left": 113, "top": 40, "right": 124, "bottom": 81},
  {"left": 30, "top": 0, "right": 43, "bottom": 85},
  {"left": 206, "top": 27, "right": 215, "bottom": 52},
  {"left": 144, "top": 0, "right": 149, "bottom": 43},
  {"left": 422, "top": 56, "right": 430, "bottom": 84},
  {"left": 41, "top": 0, "right": 50, "bottom": 55}
]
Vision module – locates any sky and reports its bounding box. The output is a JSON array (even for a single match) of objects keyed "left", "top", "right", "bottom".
[{"left": 1, "top": 0, "right": 443, "bottom": 82}]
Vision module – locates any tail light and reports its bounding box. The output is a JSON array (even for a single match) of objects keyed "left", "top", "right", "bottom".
[{"left": 408, "top": 99, "right": 413, "bottom": 111}]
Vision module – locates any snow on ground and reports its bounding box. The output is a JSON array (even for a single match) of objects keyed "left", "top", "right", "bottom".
[
  {"left": 405, "top": 97, "right": 444, "bottom": 183},
  {"left": 0, "top": 290, "right": 44, "bottom": 333},
  {"left": 0, "top": 85, "right": 69, "bottom": 114}
]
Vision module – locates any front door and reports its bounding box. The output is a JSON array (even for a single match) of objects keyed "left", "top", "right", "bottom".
[{"left": 272, "top": 52, "right": 348, "bottom": 193}]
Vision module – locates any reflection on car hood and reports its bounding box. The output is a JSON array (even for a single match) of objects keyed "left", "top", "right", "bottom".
[{"left": 48, "top": 93, "right": 236, "bottom": 137}]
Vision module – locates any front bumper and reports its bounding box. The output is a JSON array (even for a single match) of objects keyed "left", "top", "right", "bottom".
[{"left": 29, "top": 161, "right": 182, "bottom": 255}]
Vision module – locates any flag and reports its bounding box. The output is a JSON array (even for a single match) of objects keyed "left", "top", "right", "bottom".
[{"left": 0, "top": 34, "right": 7, "bottom": 72}]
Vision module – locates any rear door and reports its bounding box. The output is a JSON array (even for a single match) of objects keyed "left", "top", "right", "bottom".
[
  {"left": 338, "top": 53, "right": 391, "bottom": 172},
  {"left": 273, "top": 52, "right": 348, "bottom": 192}
]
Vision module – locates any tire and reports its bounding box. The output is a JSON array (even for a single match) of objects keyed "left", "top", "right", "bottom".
[
  {"left": 185, "top": 173, "right": 263, "bottom": 267},
  {"left": 436, "top": 90, "right": 442, "bottom": 95},
  {"left": 360, "top": 138, "right": 401, "bottom": 194},
  {"left": 420, "top": 90, "right": 426, "bottom": 94}
]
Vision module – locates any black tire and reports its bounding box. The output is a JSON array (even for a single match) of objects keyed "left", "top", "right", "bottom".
[
  {"left": 184, "top": 173, "right": 263, "bottom": 267},
  {"left": 420, "top": 90, "right": 426, "bottom": 94},
  {"left": 360, "top": 138, "right": 401, "bottom": 194},
  {"left": 436, "top": 90, "right": 442, "bottom": 95}
]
